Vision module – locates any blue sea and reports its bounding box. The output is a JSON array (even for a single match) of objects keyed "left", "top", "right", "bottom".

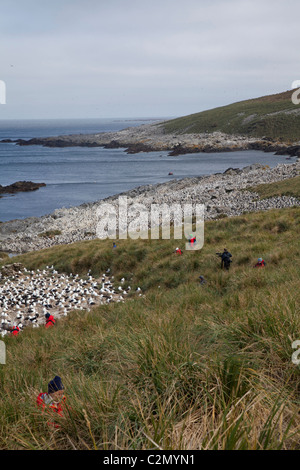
[{"left": 0, "top": 118, "right": 296, "bottom": 222}]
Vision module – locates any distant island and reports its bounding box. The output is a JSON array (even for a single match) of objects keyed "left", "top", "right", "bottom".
[{"left": 1, "top": 89, "right": 300, "bottom": 158}]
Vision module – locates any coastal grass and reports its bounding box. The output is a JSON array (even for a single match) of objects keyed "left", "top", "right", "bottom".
[
  {"left": 0, "top": 207, "right": 299, "bottom": 449},
  {"left": 162, "top": 90, "right": 300, "bottom": 141},
  {"left": 246, "top": 175, "right": 300, "bottom": 200}
]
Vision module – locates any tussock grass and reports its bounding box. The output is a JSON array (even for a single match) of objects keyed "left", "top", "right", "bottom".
[{"left": 0, "top": 207, "right": 299, "bottom": 449}]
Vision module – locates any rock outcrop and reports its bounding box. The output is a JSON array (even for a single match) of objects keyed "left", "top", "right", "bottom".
[
  {"left": 0, "top": 181, "right": 46, "bottom": 195},
  {"left": 2, "top": 122, "right": 299, "bottom": 158}
]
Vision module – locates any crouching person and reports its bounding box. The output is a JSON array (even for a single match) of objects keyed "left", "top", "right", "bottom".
[
  {"left": 254, "top": 257, "right": 266, "bottom": 268},
  {"left": 37, "top": 375, "right": 67, "bottom": 428}
]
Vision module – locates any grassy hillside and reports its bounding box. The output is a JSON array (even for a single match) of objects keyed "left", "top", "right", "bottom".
[
  {"left": 248, "top": 175, "right": 300, "bottom": 200},
  {"left": 163, "top": 90, "right": 300, "bottom": 142},
  {"left": 0, "top": 206, "right": 299, "bottom": 450}
]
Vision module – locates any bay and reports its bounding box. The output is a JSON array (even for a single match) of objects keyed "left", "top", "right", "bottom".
[{"left": 0, "top": 118, "right": 295, "bottom": 222}]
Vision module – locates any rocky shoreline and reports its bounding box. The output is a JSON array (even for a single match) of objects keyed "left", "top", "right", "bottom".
[
  {"left": 0, "top": 161, "right": 299, "bottom": 254},
  {"left": 2, "top": 121, "right": 300, "bottom": 157}
]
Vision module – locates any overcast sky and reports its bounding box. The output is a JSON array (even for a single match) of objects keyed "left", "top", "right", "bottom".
[{"left": 0, "top": 0, "right": 299, "bottom": 119}]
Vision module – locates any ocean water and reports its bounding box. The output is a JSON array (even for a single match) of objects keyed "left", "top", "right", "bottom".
[{"left": 0, "top": 118, "right": 296, "bottom": 222}]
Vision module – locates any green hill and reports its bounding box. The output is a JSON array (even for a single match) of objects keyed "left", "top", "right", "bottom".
[
  {"left": 163, "top": 90, "right": 300, "bottom": 142},
  {"left": 0, "top": 202, "right": 299, "bottom": 450}
]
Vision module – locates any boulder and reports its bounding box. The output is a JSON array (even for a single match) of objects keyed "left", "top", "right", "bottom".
[{"left": 223, "top": 167, "right": 241, "bottom": 175}]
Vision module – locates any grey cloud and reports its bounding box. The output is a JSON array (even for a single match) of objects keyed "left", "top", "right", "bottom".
[{"left": 0, "top": 0, "right": 299, "bottom": 118}]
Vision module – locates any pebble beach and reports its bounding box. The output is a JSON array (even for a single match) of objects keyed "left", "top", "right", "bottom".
[{"left": 0, "top": 160, "right": 299, "bottom": 254}]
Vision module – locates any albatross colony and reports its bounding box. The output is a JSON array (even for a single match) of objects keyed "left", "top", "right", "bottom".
[{"left": 0, "top": 264, "right": 138, "bottom": 336}]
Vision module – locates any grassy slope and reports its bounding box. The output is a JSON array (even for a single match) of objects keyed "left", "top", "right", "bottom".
[
  {"left": 248, "top": 175, "right": 300, "bottom": 200},
  {"left": 162, "top": 90, "right": 300, "bottom": 142},
  {"left": 0, "top": 205, "right": 299, "bottom": 450}
]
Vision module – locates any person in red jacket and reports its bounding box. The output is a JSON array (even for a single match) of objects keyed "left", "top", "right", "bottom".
[
  {"left": 189, "top": 235, "right": 196, "bottom": 245},
  {"left": 175, "top": 247, "right": 182, "bottom": 255},
  {"left": 9, "top": 325, "right": 20, "bottom": 336},
  {"left": 37, "top": 375, "right": 66, "bottom": 428},
  {"left": 254, "top": 257, "right": 266, "bottom": 268},
  {"left": 45, "top": 312, "right": 55, "bottom": 328}
]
